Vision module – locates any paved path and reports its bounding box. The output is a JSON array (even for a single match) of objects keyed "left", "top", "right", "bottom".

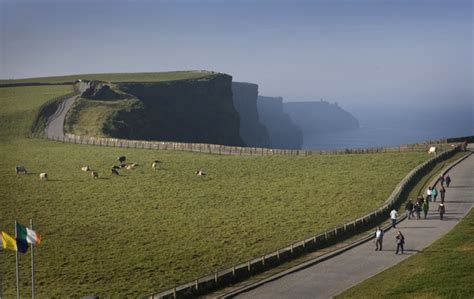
[
  {"left": 231, "top": 147, "right": 474, "bottom": 299},
  {"left": 45, "top": 81, "right": 89, "bottom": 138}
]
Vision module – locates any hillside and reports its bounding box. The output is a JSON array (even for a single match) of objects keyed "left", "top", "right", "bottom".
[
  {"left": 232, "top": 82, "right": 271, "bottom": 147},
  {"left": 0, "top": 84, "right": 435, "bottom": 297},
  {"left": 0, "top": 71, "right": 216, "bottom": 85},
  {"left": 65, "top": 74, "right": 244, "bottom": 146},
  {"left": 257, "top": 96, "right": 303, "bottom": 149},
  {"left": 284, "top": 100, "right": 360, "bottom": 135}
]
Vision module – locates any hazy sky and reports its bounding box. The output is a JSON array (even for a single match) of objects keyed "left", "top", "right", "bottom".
[{"left": 1, "top": 0, "right": 472, "bottom": 110}]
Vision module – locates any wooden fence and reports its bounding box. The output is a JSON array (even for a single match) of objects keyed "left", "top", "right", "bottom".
[
  {"left": 141, "top": 146, "right": 461, "bottom": 298},
  {"left": 39, "top": 133, "right": 456, "bottom": 156}
]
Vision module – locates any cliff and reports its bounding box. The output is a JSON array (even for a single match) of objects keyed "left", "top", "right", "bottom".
[
  {"left": 66, "top": 73, "right": 244, "bottom": 146},
  {"left": 284, "top": 101, "right": 359, "bottom": 136},
  {"left": 231, "top": 82, "right": 271, "bottom": 148},
  {"left": 257, "top": 96, "right": 303, "bottom": 149}
]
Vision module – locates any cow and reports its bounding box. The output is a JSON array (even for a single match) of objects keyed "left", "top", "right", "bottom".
[
  {"left": 81, "top": 166, "right": 90, "bottom": 172},
  {"left": 112, "top": 165, "right": 121, "bottom": 170},
  {"left": 428, "top": 147, "right": 436, "bottom": 154},
  {"left": 91, "top": 171, "right": 99, "bottom": 179},
  {"left": 39, "top": 173, "right": 48, "bottom": 181},
  {"left": 118, "top": 156, "right": 126, "bottom": 164},
  {"left": 15, "top": 166, "right": 27, "bottom": 174},
  {"left": 195, "top": 170, "right": 206, "bottom": 176},
  {"left": 152, "top": 161, "right": 161, "bottom": 170},
  {"left": 111, "top": 168, "right": 119, "bottom": 175}
]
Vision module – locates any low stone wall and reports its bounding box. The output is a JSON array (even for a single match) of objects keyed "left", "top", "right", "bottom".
[{"left": 143, "top": 146, "right": 461, "bottom": 299}]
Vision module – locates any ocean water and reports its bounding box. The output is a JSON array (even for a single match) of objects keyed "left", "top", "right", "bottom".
[
  {"left": 303, "top": 125, "right": 450, "bottom": 150},
  {"left": 302, "top": 108, "right": 473, "bottom": 150}
]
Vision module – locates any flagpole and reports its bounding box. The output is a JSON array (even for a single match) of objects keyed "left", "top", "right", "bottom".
[
  {"left": 14, "top": 220, "right": 20, "bottom": 299},
  {"left": 30, "top": 219, "right": 35, "bottom": 299}
]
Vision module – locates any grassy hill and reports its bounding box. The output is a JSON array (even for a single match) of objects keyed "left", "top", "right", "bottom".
[
  {"left": 0, "top": 82, "right": 436, "bottom": 297},
  {"left": 0, "top": 70, "right": 217, "bottom": 85},
  {"left": 337, "top": 209, "right": 474, "bottom": 298}
]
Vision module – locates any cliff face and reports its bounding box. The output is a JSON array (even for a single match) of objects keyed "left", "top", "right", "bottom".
[
  {"left": 257, "top": 96, "right": 303, "bottom": 149},
  {"left": 284, "top": 101, "right": 359, "bottom": 136},
  {"left": 231, "top": 82, "right": 271, "bottom": 148},
  {"left": 67, "top": 74, "right": 244, "bottom": 146},
  {"left": 114, "top": 74, "right": 244, "bottom": 146}
]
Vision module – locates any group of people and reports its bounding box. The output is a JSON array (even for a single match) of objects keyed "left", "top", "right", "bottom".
[
  {"left": 375, "top": 174, "right": 453, "bottom": 253},
  {"left": 404, "top": 174, "right": 451, "bottom": 221},
  {"left": 374, "top": 227, "right": 405, "bottom": 254}
]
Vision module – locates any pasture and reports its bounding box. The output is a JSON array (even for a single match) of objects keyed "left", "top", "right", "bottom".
[
  {"left": 1, "top": 84, "right": 432, "bottom": 297},
  {"left": 0, "top": 71, "right": 216, "bottom": 85}
]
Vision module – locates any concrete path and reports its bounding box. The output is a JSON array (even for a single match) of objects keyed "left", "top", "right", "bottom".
[
  {"left": 229, "top": 147, "right": 474, "bottom": 299},
  {"left": 45, "top": 81, "right": 89, "bottom": 138}
]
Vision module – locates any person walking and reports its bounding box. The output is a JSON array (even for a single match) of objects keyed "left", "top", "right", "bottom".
[
  {"left": 422, "top": 199, "right": 429, "bottom": 219},
  {"left": 438, "top": 203, "right": 446, "bottom": 220},
  {"left": 395, "top": 231, "right": 405, "bottom": 254},
  {"left": 432, "top": 186, "right": 438, "bottom": 202},
  {"left": 445, "top": 175, "right": 451, "bottom": 187},
  {"left": 426, "top": 187, "right": 433, "bottom": 201},
  {"left": 405, "top": 200, "right": 414, "bottom": 219},
  {"left": 375, "top": 226, "right": 384, "bottom": 251},
  {"left": 390, "top": 209, "right": 398, "bottom": 228},
  {"left": 414, "top": 202, "right": 422, "bottom": 220},
  {"left": 440, "top": 186, "right": 446, "bottom": 203},
  {"left": 439, "top": 175, "right": 445, "bottom": 187}
]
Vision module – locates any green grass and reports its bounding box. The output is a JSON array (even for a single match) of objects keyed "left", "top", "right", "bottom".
[
  {"left": 0, "top": 71, "right": 217, "bottom": 85},
  {"left": 0, "top": 85, "right": 434, "bottom": 297},
  {"left": 64, "top": 97, "right": 140, "bottom": 137},
  {"left": 337, "top": 209, "right": 474, "bottom": 299}
]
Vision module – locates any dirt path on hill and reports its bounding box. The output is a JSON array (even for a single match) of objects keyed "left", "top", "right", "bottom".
[{"left": 44, "top": 81, "right": 89, "bottom": 138}]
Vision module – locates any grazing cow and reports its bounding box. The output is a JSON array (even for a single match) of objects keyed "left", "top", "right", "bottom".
[
  {"left": 118, "top": 156, "right": 126, "bottom": 164},
  {"left": 428, "top": 147, "right": 436, "bottom": 154},
  {"left": 111, "top": 168, "right": 119, "bottom": 175},
  {"left": 112, "top": 165, "right": 121, "bottom": 170},
  {"left": 195, "top": 170, "right": 206, "bottom": 176},
  {"left": 39, "top": 173, "right": 48, "bottom": 181},
  {"left": 152, "top": 161, "right": 161, "bottom": 170},
  {"left": 15, "top": 166, "right": 27, "bottom": 174},
  {"left": 91, "top": 171, "right": 99, "bottom": 179},
  {"left": 81, "top": 166, "right": 90, "bottom": 172}
]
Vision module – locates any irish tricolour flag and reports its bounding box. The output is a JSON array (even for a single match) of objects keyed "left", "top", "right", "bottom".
[{"left": 17, "top": 222, "right": 42, "bottom": 245}]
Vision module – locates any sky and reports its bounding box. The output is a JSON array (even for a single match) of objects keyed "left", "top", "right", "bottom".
[{"left": 0, "top": 0, "right": 472, "bottom": 113}]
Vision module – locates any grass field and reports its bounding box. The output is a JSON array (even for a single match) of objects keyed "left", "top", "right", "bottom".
[
  {"left": 0, "top": 71, "right": 217, "bottom": 85},
  {"left": 64, "top": 97, "right": 141, "bottom": 137},
  {"left": 337, "top": 209, "right": 474, "bottom": 299},
  {"left": 0, "top": 84, "right": 435, "bottom": 297}
]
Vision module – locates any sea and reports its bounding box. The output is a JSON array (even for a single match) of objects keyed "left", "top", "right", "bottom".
[{"left": 302, "top": 105, "right": 473, "bottom": 150}]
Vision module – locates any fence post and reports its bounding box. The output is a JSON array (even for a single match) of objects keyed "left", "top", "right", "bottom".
[
  {"left": 247, "top": 261, "right": 251, "bottom": 272},
  {"left": 195, "top": 279, "right": 199, "bottom": 291}
]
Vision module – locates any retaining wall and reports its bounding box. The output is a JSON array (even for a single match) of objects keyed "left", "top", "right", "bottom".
[{"left": 143, "top": 146, "right": 461, "bottom": 298}]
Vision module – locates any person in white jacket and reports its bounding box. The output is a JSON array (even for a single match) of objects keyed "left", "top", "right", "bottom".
[{"left": 390, "top": 209, "right": 398, "bottom": 228}]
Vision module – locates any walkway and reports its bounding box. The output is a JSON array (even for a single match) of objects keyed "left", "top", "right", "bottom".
[
  {"left": 227, "top": 147, "right": 474, "bottom": 299},
  {"left": 45, "top": 81, "right": 89, "bottom": 138}
]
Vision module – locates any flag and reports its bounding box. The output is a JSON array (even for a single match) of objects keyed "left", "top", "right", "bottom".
[
  {"left": 1, "top": 231, "right": 17, "bottom": 252},
  {"left": 16, "top": 238, "right": 28, "bottom": 253},
  {"left": 16, "top": 222, "right": 42, "bottom": 245}
]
